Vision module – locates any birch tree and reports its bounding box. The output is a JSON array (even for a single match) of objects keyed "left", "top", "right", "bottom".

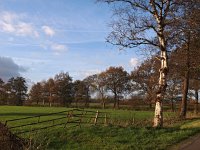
[{"left": 98, "top": 0, "right": 179, "bottom": 127}]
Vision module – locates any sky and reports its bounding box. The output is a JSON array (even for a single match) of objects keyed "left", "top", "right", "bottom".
[{"left": 0, "top": 0, "right": 142, "bottom": 85}]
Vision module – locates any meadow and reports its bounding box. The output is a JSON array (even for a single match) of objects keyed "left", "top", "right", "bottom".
[{"left": 1, "top": 106, "right": 200, "bottom": 150}]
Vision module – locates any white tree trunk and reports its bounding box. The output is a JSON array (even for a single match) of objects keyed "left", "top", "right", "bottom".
[
  {"left": 153, "top": 25, "right": 168, "bottom": 127},
  {"left": 153, "top": 50, "right": 168, "bottom": 127},
  {"left": 154, "top": 95, "right": 163, "bottom": 127}
]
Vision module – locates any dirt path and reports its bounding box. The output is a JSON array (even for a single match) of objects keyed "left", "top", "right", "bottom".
[{"left": 170, "top": 133, "right": 200, "bottom": 150}]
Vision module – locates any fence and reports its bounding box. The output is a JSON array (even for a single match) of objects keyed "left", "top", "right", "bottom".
[{"left": 4, "top": 108, "right": 109, "bottom": 136}]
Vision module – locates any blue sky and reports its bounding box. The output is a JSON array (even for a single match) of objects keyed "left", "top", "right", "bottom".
[{"left": 0, "top": 0, "right": 141, "bottom": 84}]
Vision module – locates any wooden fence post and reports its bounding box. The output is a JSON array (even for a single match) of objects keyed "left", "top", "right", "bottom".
[
  {"left": 65, "top": 110, "right": 72, "bottom": 128},
  {"left": 64, "top": 111, "right": 69, "bottom": 128},
  {"left": 104, "top": 113, "right": 107, "bottom": 126},
  {"left": 38, "top": 116, "right": 40, "bottom": 123},
  {"left": 79, "top": 110, "right": 85, "bottom": 128},
  {"left": 94, "top": 110, "right": 99, "bottom": 125},
  {"left": 132, "top": 114, "right": 135, "bottom": 125}
]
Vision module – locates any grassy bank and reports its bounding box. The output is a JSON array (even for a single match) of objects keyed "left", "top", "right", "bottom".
[
  {"left": 1, "top": 106, "right": 200, "bottom": 150},
  {"left": 31, "top": 125, "right": 200, "bottom": 150}
]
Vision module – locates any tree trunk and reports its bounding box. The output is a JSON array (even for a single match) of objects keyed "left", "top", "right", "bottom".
[
  {"left": 194, "top": 89, "right": 198, "bottom": 114},
  {"left": 52, "top": 99, "right": 54, "bottom": 106},
  {"left": 102, "top": 98, "right": 105, "bottom": 109},
  {"left": 171, "top": 99, "right": 175, "bottom": 112},
  {"left": 75, "top": 99, "right": 78, "bottom": 107},
  {"left": 85, "top": 91, "right": 89, "bottom": 108},
  {"left": 153, "top": 38, "right": 168, "bottom": 127},
  {"left": 148, "top": 97, "right": 152, "bottom": 109},
  {"left": 42, "top": 99, "right": 45, "bottom": 106},
  {"left": 154, "top": 95, "right": 163, "bottom": 127},
  {"left": 147, "top": 93, "right": 152, "bottom": 109},
  {"left": 117, "top": 98, "right": 119, "bottom": 109},
  {"left": 113, "top": 93, "right": 117, "bottom": 109},
  {"left": 180, "top": 71, "right": 189, "bottom": 119},
  {"left": 149, "top": 102, "right": 152, "bottom": 109},
  {"left": 49, "top": 94, "right": 52, "bottom": 107},
  {"left": 180, "top": 37, "right": 190, "bottom": 119}
]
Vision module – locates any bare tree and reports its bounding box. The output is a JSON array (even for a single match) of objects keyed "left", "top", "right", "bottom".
[
  {"left": 54, "top": 72, "right": 73, "bottom": 107},
  {"left": 46, "top": 78, "right": 56, "bottom": 107},
  {"left": 98, "top": 0, "right": 179, "bottom": 127},
  {"left": 103, "top": 66, "right": 129, "bottom": 109},
  {"left": 131, "top": 57, "right": 159, "bottom": 108},
  {"left": 29, "top": 82, "right": 43, "bottom": 105},
  {"left": 165, "top": 76, "right": 181, "bottom": 112},
  {"left": 73, "top": 80, "right": 90, "bottom": 108},
  {"left": 89, "top": 73, "right": 108, "bottom": 109}
]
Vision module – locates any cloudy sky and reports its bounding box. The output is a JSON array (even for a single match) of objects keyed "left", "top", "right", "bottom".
[{"left": 0, "top": 0, "right": 142, "bottom": 83}]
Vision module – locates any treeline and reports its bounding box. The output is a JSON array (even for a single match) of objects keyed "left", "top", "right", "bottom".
[
  {"left": 1, "top": 41, "right": 199, "bottom": 114},
  {"left": 29, "top": 67, "right": 129, "bottom": 108},
  {"left": 0, "top": 77, "right": 27, "bottom": 106}
]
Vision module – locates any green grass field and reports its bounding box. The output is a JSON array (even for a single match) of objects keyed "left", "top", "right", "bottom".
[
  {"left": 0, "top": 105, "right": 177, "bottom": 122},
  {"left": 1, "top": 106, "right": 200, "bottom": 150}
]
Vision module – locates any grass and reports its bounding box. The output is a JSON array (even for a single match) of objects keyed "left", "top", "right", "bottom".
[
  {"left": 1, "top": 106, "right": 200, "bottom": 149},
  {"left": 0, "top": 105, "right": 175, "bottom": 121},
  {"left": 27, "top": 124, "right": 200, "bottom": 150}
]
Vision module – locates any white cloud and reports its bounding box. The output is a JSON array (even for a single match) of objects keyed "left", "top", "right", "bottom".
[
  {"left": 1, "top": 22, "right": 15, "bottom": 32},
  {"left": 16, "top": 22, "right": 37, "bottom": 37},
  {"left": 73, "top": 69, "right": 101, "bottom": 80},
  {"left": 42, "top": 25, "right": 55, "bottom": 37},
  {"left": 83, "top": 69, "right": 100, "bottom": 77},
  {"left": 0, "top": 11, "right": 39, "bottom": 38},
  {"left": 1, "top": 11, "right": 20, "bottom": 23},
  {"left": 34, "top": 31, "right": 39, "bottom": 38},
  {"left": 51, "top": 43, "right": 67, "bottom": 55},
  {"left": 129, "top": 58, "right": 138, "bottom": 67}
]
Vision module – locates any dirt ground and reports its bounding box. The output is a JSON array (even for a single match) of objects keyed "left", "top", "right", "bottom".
[{"left": 170, "top": 133, "right": 200, "bottom": 150}]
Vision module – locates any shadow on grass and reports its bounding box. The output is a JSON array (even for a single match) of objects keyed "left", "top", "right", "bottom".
[
  {"left": 28, "top": 124, "right": 200, "bottom": 150},
  {"left": 0, "top": 112, "right": 52, "bottom": 116}
]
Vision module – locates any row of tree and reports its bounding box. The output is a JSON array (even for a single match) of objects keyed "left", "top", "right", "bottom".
[
  {"left": 28, "top": 67, "right": 130, "bottom": 108},
  {"left": 29, "top": 72, "right": 74, "bottom": 107},
  {"left": 1, "top": 42, "right": 199, "bottom": 113},
  {"left": 0, "top": 77, "right": 27, "bottom": 106},
  {"left": 28, "top": 42, "right": 200, "bottom": 112}
]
